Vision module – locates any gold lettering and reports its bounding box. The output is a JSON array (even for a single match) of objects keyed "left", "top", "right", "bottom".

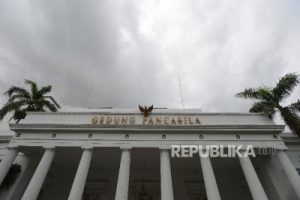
[
  {"left": 129, "top": 117, "right": 135, "bottom": 124},
  {"left": 188, "top": 117, "right": 193, "bottom": 125},
  {"left": 121, "top": 117, "right": 128, "bottom": 124},
  {"left": 177, "top": 117, "right": 182, "bottom": 125},
  {"left": 92, "top": 117, "right": 98, "bottom": 124},
  {"left": 148, "top": 117, "right": 154, "bottom": 125},
  {"left": 195, "top": 117, "right": 201, "bottom": 125},
  {"left": 100, "top": 117, "right": 105, "bottom": 124},
  {"left": 106, "top": 117, "right": 112, "bottom": 124},
  {"left": 114, "top": 117, "right": 120, "bottom": 124},
  {"left": 156, "top": 117, "right": 162, "bottom": 125},
  {"left": 91, "top": 115, "right": 200, "bottom": 126},
  {"left": 164, "top": 117, "right": 169, "bottom": 125},
  {"left": 171, "top": 118, "right": 176, "bottom": 125}
]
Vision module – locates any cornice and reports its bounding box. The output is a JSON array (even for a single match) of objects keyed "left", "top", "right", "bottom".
[
  {"left": 9, "top": 123, "right": 285, "bottom": 134},
  {"left": 22, "top": 111, "right": 270, "bottom": 116}
]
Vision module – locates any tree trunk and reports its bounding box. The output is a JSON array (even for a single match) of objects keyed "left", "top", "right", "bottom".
[{"left": 279, "top": 107, "right": 300, "bottom": 137}]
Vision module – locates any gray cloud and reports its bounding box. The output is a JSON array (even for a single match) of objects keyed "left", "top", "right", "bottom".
[{"left": 0, "top": 0, "right": 299, "bottom": 115}]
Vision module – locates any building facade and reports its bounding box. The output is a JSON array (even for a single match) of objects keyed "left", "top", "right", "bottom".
[{"left": 0, "top": 108, "right": 300, "bottom": 200}]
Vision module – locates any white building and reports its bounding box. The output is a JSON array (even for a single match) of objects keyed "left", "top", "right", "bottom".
[{"left": 0, "top": 108, "right": 300, "bottom": 200}]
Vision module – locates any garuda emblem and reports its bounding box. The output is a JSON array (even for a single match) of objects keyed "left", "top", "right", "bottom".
[{"left": 138, "top": 105, "right": 153, "bottom": 117}]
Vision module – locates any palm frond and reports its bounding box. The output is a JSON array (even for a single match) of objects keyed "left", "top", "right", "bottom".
[
  {"left": 273, "top": 73, "right": 299, "bottom": 101},
  {"left": 8, "top": 94, "right": 30, "bottom": 103},
  {"left": 236, "top": 88, "right": 260, "bottom": 99},
  {"left": 0, "top": 101, "right": 27, "bottom": 120},
  {"left": 280, "top": 107, "right": 300, "bottom": 137},
  {"left": 24, "top": 79, "right": 38, "bottom": 97},
  {"left": 1, "top": 80, "right": 59, "bottom": 121},
  {"left": 4, "top": 86, "right": 30, "bottom": 98},
  {"left": 249, "top": 101, "right": 276, "bottom": 119},
  {"left": 236, "top": 87, "right": 272, "bottom": 101},
  {"left": 27, "top": 99, "right": 45, "bottom": 111},
  {"left": 12, "top": 110, "right": 27, "bottom": 122},
  {"left": 37, "top": 85, "right": 52, "bottom": 97},
  {"left": 45, "top": 96, "right": 60, "bottom": 108},
  {"left": 289, "top": 100, "right": 300, "bottom": 112},
  {"left": 43, "top": 100, "right": 58, "bottom": 112},
  {"left": 257, "top": 87, "right": 273, "bottom": 101}
]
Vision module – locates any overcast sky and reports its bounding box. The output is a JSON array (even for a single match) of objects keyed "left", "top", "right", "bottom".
[{"left": 0, "top": 0, "right": 299, "bottom": 114}]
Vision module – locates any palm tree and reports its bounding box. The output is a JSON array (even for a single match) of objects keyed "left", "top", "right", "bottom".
[
  {"left": 236, "top": 73, "right": 300, "bottom": 137},
  {"left": 0, "top": 79, "right": 60, "bottom": 123}
]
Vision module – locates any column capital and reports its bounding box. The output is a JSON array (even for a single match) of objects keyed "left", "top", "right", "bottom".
[
  {"left": 7, "top": 145, "right": 18, "bottom": 149},
  {"left": 120, "top": 147, "right": 132, "bottom": 150},
  {"left": 43, "top": 144, "right": 55, "bottom": 149},
  {"left": 159, "top": 147, "right": 171, "bottom": 150},
  {"left": 120, "top": 144, "right": 132, "bottom": 149},
  {"left": 81, "top": 145, "right": 93, "bottom": 150}
]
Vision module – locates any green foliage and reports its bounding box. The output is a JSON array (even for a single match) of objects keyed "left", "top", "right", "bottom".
[
  {"left": 279, "top": 107, "right": 300, "bottom": 136},
  {"left": 290, "top": 100, "right": 300, "bottom": 112},
  {"left": 236, "top": 87, "right": 273, "bottom": 101},
  {"left": 236, "top": 73, "right": 300, "bottom": 137},
  {"left": 0, "top": 80, "right": 59, "bottom": 122},
  {"left": 249, "top": 101, "right": 276, "bottom": 119},
  {"left": 273, "top": 73, "right": 299, "bottom": 101}
]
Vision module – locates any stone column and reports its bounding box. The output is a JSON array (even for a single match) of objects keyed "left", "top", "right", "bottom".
[
  {"left": 68, "top": 148, "right": 93, "bottom": 200},
  {"left": 115, "top": 148, "right": 131, "bottom": 200},
  {"left": 200, "top": 156, "right": 221, "bottom": 200},
  {"left": 21, "top": 148, "right": 55, "bottom": 200},
  {"left": 7, "top": 155, "right": 40, "bottom": 200},
  {"left": 277, "top": 151, "right": 300, "bottom": 199},
  {"left": 160, "top": 149, "right": 174, "bottom": 200},
  {"left": 239, "top": 156, "right": 268, "bottom": 200},
  {"left": 0, "top": 147, "right": 18, "bottom": 185},
  {"left": 4, "top": 154, "right": 30, "bottom": 200}
]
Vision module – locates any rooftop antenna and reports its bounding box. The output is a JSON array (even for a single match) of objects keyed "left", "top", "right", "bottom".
[{"left": 177, "top": 75, "right": 185, "bottom": 108}]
